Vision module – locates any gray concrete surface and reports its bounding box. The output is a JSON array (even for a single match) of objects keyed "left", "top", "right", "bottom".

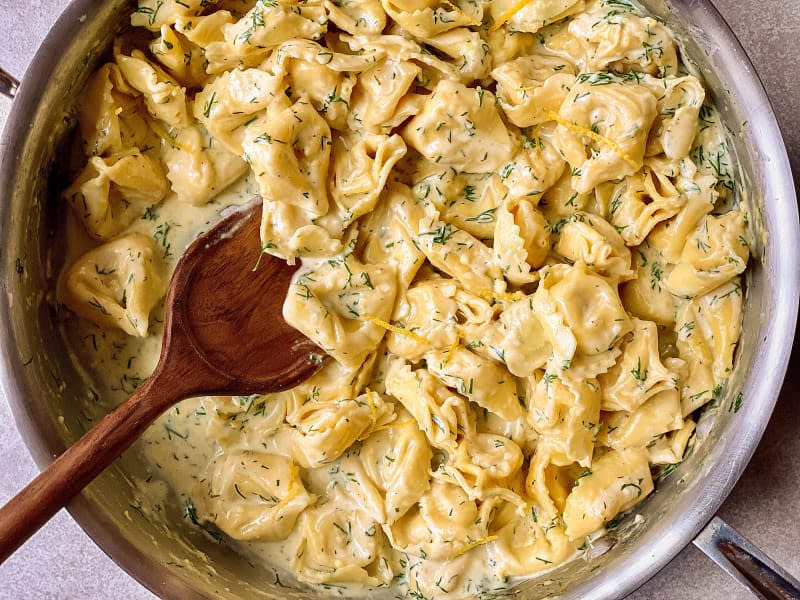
[{"left": 0, "top": 1, "right": 798, "bottom": 598}]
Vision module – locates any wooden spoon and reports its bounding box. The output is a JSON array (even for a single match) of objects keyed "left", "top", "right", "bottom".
[{"left": 0, "top": 197, "right": 325, "bottom": 563}]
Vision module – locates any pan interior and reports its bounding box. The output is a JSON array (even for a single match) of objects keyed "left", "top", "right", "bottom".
[{"left": 0, "top": 1, "right": 796, "bottom": 599}]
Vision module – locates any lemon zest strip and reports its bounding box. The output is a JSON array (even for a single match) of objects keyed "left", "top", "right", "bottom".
[
  {"left": 443, "top": 335, "right": 461, "bottom": 365},
  {"left": 270, "top": 462, "right": 301, "bottom": 513},
  {"left": 545, "top": 109, "right": 640, "bottom": 169},
  {"left": 451, "top": 535, "right": 499, "bottom": 558},
  {"left": 364, "top": 315, "right": 427, "bottom": 345}
]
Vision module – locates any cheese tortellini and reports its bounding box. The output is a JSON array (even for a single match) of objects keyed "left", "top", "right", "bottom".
[
  {"left": 60, "top": 0, "right": 751, "bottom": 598},
  {"left": 59, "top": 233, "right": 165, "bottom": 337},
  {"left": 197, "top": 452, "right": 316, "bottom": 542}
]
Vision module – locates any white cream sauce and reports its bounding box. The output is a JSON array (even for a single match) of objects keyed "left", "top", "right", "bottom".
[{"left": 59, "top": 175, "right": 422, "bottom": 598}]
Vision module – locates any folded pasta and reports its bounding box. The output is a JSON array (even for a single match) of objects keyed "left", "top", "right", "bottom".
[{"left": 58, "top": 0, "right": 752, "bottom": 598}]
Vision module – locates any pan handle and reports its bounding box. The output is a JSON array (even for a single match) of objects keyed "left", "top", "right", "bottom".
[
  {"left": 0, "top": 67, "right": 19, "bottom": 99},
  {"left": 694, "top": 516, "right": 800, "bottom": 600}
]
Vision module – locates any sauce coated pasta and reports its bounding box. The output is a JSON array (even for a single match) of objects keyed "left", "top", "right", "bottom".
[{"left": 57, "top": 0, "right": 750, "bottom": 597}]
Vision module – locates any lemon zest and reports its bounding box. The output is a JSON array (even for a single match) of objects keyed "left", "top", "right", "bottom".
[
  {"left": 443, "top": 335, "right": 461, "bottom": 365},
  {"left": 545, "top": 109, "right": 639, "bottom": 169},
  {"left": 451, "top": 535, "right": 499, "bottom": 558},
  {"left": 270, "top": 462, "right": 301, "bottom": 513},
  {"left": 489, "top": 0, "right": 533, "bottom": 32},
  {"left": 364, "top": 315, "right": 427, "bottom": 345}
]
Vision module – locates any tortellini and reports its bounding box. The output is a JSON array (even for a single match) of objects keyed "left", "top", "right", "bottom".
[
  {"left": 390, "top": 480, "right": 490, "bottom": 560},
  {"left": 529, "top": 372, "right": 600, "bottom": 467},
  {"left": 131, "top": 0, "right": 211, "bottom": 31},
  {"left": 621, "top": 243, "right": 677, "bottom": 326},
  {"left": 360, "top": 412, "right": 433, "bottom": 522},
  {"left": 384, "top": 356, "right": 469, "bottom": 453},
  {"left": 496, "top": 197, "right": 551, "bottom": 275},
  {"left": 202, "top": 1, "right": 328, "bottom": 74},
  {"left": 59, "top": 233, "right": 165, "bottom": 337},
  {"left": 198, "top": 452, "right": 316, "bottom": 541},
  {"left": 562, "top": 447, "right": 654, "bottom": 540},
  {"left": 645, "top": 75, "right": 705, "bottom": 159},
  {"left": 599, "top": 318, "right": 676, "bottom": 412},
  {"left": 283, "top": 253, "right": 398, "bottom": 367},
  {"left": 116, "top": 49, "right": 191, "bottom": 127},
  {"left": 554, "top": 212, "right": 634, "bottom": 282},
  {"left": 382, "top": 0, "right": 482, "bottom": 38},
  {"left": 329, "top": 132, "right": 407, "bottom": 225},
  {"left": 493, "top": 55, "right": 575, "bottom": 128},
  {"left": 486, "top": 290, "right": 572, "bottom": 378},
  {"left": 548, "top": 262, "right": 633, "bottom": 356},
  {"left": 426, "top": 345, "right": 525, "bottom": 422},
  {"left": 348, "top": 58, "right": 421, "bottom": 133},
  {"left": 64, "top": 151, "right": 169, "bottom": 241},
  {"left": 325, "top": 0, "right": 386, "bottom": 35},
  {"left": 567, "top": 4, "right": 678, "bottom": 76},
  {"left": 605, "top": 162, "right": 687, "bottom": 247},
  {"left": 148, "top": 24, "right": 210, "bottom": 89},
  {"left": 600, "top": 388, "right": 683, "bottom": 450},
  {"left": 161, "top": 125, "right": 248, "bottom": 205},
  {"left": 193, "top": 67, "right": 284, "bottom": 155},
  {"left": 675, "top": 279, "right": 743, "bottom": 415},
  {"left": 385, "top": 278, "right": 463, "bottom": 361},
  {"left": 551, "top": 73, "right": 657, "bottom": 193},
  {"left": 666, "top": 211, "right": 749, "bottom": 297},
  {"left": 403, "top": 80, "right": 515, "bottom": 172},
  {"left": 491, "top": 499, "right": 575, "bottom": 578},
  {"left": 59, "top": 0, "right": 752, "bottom": 597},
  {"left": 286, "top": 392, "right": 395, "bottom": 468},
  {"left": 293, "top": 486, "right": 391, "bottom": 585},
  {"left": 78, "top": 63, "right": 152, "bottom": 157},
  {"left": 489, "top": 0, "right": 584, "bottom": 34},
  {"left": 244, "top": 98, "right": 332, "bottom": 222}
]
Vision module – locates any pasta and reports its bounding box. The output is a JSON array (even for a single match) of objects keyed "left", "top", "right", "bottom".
[{"left": 58, "top": 0, "right": 751, "bottom": 598}]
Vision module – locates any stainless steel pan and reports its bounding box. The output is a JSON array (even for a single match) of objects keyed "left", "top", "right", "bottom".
[{"left": 0, "top": 1, "right": 798, "bottom": 598}]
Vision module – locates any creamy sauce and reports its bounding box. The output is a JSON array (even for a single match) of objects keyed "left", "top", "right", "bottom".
[
  {"left": 59, "top": 175, "right": 399, "bottom": 597},
  {"left": 55, "top": 0, "right": 752, "bottom": 598}
]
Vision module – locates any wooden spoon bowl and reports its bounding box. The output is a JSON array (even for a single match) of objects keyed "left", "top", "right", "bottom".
[
  {"left": 163, "top": 197, "right": 323, "bottom": 392},
  {"left": 0, "top": 197, "right": 324, "bottom": 562}
]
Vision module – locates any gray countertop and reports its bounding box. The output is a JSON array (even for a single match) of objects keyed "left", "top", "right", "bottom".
[{"left": 0, "top": 1, "right": 798, "bottom": 599}]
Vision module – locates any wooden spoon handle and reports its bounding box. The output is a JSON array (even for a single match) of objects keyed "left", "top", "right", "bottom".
[{"left": 0, "top": 371, "right": 183, "bottom": 564}]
